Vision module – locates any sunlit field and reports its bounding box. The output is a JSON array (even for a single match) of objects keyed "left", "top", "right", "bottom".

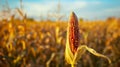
[
  {"left": 0, "top": 17, "right": 120, "bottom": 67},
  {"left": 0, "top": 0, "right": 120, "bottom": 67}
]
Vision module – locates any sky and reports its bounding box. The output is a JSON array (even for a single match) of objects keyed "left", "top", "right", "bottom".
[{"left": 0, "top": 0, "right": 120, "bottom": 21}]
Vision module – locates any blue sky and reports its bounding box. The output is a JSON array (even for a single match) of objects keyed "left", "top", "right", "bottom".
[{"left": 0, "top": 0, "right": 120, "bottom": 20}]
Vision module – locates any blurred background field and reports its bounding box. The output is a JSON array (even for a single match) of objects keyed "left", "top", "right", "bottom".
[{"left": 0, "top": 0, "right": 120, "bottom": 67}]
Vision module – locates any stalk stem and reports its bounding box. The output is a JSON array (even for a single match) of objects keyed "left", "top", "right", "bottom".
[{"left": 71, "top": 64, "right": 77, "bottom": 67}]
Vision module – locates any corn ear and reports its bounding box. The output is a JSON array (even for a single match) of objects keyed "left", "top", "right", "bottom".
[{"left": 65, "top": 12, "right": 111, "bottom": 67}]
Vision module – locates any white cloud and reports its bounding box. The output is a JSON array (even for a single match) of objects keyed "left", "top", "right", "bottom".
[
  {"left": 92, "top": 1, "right": 101, "bottom": 5},
  {"left": 70, "top": 1, "right": 87, "bottom": 9},
  {"left": 104, "top": 7, "right": 120, "bottom": 13},
  {"left": 24, "top": 2, "right": 57, "bottom": 17},
  {"left": 23, "top": 1, "right": 106, "bottom": 20},
  {"left": 24, "top": 1, "right": 88, "bottom": 17},
  {"left": 62, "top": 1, "right": 87, "bottom": 12},
  {"left": 82, "top": 7, "right": 120, "bottom": 20}
]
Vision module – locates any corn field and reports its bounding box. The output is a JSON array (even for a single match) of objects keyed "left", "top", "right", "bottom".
[{"left": 0, "top": 16, "right": 120, "bottom": 67}]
